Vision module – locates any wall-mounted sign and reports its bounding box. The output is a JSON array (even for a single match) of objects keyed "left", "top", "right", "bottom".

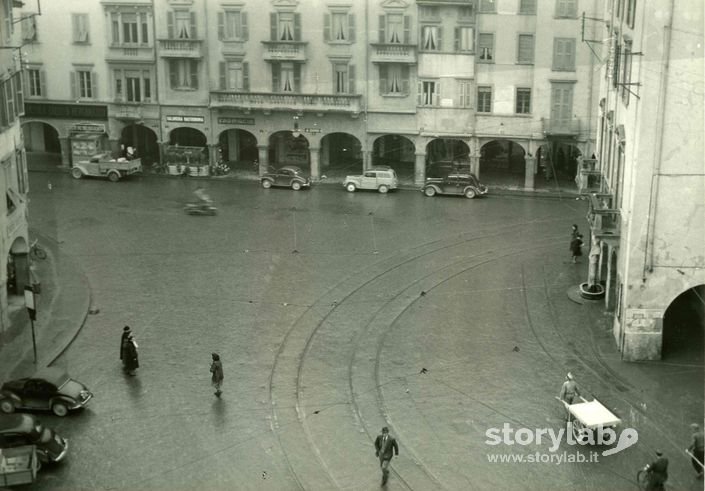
[
  {"left": 70, "top": 123, "right": 106, "bottom": 133},
  {"left": 24, "top": 102, "right": 108, "bottom": 120},
  {"left": 218, "top": 117, "right": 255, "bottom": 125},
  {"left": 166, "top": 115, "right": 205, "bottom": 123},
  {"left": 304, "top": 128, "right": 321, "bottom": 134}
]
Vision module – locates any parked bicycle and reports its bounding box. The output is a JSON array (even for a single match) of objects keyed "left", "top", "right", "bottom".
[{"left": 29, "top": 239, "right": 47, "bottom": 260}]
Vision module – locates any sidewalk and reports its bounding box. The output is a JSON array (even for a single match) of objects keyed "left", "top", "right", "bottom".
[{"left": 0, "top": 231, "right": 91, "bottom": 380}]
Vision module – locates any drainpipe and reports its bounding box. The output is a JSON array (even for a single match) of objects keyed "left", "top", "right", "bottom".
[
  {"left": 643, "top": 0, "right": 674, "bottom": 280},
  {"left": 364, "top": 0, "right": 370, "bottom": 169}
]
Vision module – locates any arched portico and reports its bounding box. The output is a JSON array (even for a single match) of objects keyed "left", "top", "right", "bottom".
[
  {"left": 320, "top": 133, "right": 362, "bottom": 177},
  {"left": 479, "top": 139, "right": 526, "bottom": 187},
  {"left": 662, "top": 285, "right": 705, "bottom": 363},
  {"left": 218, "top": 129, "right": 258, "bottom": 172},
  {"left": 121, "top": 124, "right": 160, "bottom": 167},
  {"left": 268, "top": 131, "right": 310, "bottom": 173},
  {"left": 536, "top": 142, "right": 582, "bottom": 189},
  {"left": 372, "top": 134, "right": 415, "bottom": 182}
]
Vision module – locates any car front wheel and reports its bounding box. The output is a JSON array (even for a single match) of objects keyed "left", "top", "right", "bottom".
[
  {"left": 107, "top": 172, "right": 120, "bottom": 183},
  {"left": 424, "top": 187, "right": 436, "bottom": 197},
  {"left": 464, "top": 188, "right": 477, "bottom": 199},
  {"left": 378, "top": 185, "right": 389, "bottom": 194},
  {"left": 261, "top": 179, "right": 273, "bottom": 189},
  {"left": 0, "top": 399, "right": 15, "bottom": 414},
  {"left": 346, "top": 183, "right": 356, "bottom": 192},
  {"left": 71, "top": 167, "right": 83, "bottom": 179},
  {"left": 52, "top": 402, "right": 68, "bottom": 417},
  {"left": 291, "top": 181, "right": 302, "bottom": 191}
]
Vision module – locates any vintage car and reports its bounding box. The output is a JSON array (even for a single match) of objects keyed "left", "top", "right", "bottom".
[
  {"left": 0, "top": 414, "right": 68, "bottom": 463},
  {"left": 422, "top": 173, "right": 488, "bottom": 199},
  {"left": 261, "top": 165, "right": 311, "bottom": 190},
  {"left": 0, "top": 367, "right": 93, "bottom": 417},
  {"left": 71, "top": 152, "right": 142, "bottom": 182},
  {"left": 343, "top": 166, "right": 398, "bottom": 193}
]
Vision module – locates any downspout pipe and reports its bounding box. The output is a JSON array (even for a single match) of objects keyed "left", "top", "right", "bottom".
[{"left": 643, "top": 0, "right": 674, "bottom": 280}]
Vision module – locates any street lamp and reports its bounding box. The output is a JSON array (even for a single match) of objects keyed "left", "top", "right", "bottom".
[{"left": 291, "top": 115, "right": 301, "bottom": 139}]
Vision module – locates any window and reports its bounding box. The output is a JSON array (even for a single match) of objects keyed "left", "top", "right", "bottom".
[
  {"left": 123, "top": 13, "right": 139, "bottom": 43},
  {"left": 458, "top": 80, "right": 472, "bottom": 108},
  {"left": 519, "top": 0, "right": 536, "bottom": 14},
  {"left": 620, "top": 41, "right": 632, "bottom": 104},
  {"left": 552, "top": 37, "right": 576, "bottom": 70},
  {"left": 218, "top": 10, "right": 248, "bottom": 41},
  {"left": 2, "top": 0, "right": 13, "bottom": 43},
  {"left": 517, "top": 34, "right": 534, "bottom": 64},
  {"left": 458, "top": 6, "right": 474, "bottom": 19},
  {"left": 219, "top": 61, "right": 249, "bottom": 91},
  {"left": 3, "top": 77, "right": 16, "bottom": 125},
  {"left": 16, "top": 149, "right": 27, "bottom": 195},
  {"left": 626, "top": 0, "right": 636, "bottom": 28},
  {"left": 479, "top": 0, "right": 496, "bottom": 13},
  {"left": 72, "top": 13, "right": 89, "bottom": 43},
  {"left": 516, "top": 88, "right": 531, "bottom": 114},
  {"left": 169, "top": 60, "right": 199, "bottom": 90},
  {"left": 379, "top": 64, "right": 409, "bottom": 95},
  {"left": 477, "top": 86, "right": 492, "bottom": 112},
  {"left": 21, "top": 13, "right": 37, "bottom": 42},
  {"left": 379, "top": 14, "right": 409, "bottom": 44},
  {"left": 421, "top": 25, "right": 441, "bottom": 51},
  {"left": 455, "top": 27, "right": 474, "bottom": 52},
  {"left": 71, "top": 69, "right": 95, "bottom": 99},
  {"left": 111, "top": 12, "right": 149, "bottom": 45},
  {"left": 478, "top": 33, "right": 494, "bottom": 62},
  {"left": 324, "top": 12, "right": 355, "bottom": 42},
  {"left": 167, "top": 10, "right": 196, "bottom": 39},
  {"left": 612, "top": 38, "right": 621, "bottom": 87},
  {"left": 272, "top": 62, "right": 300, "bottom": 92},
  {"left": 419, "top": 6, "right": 439, "bottom": 19},
  {"left": 333, "top": 63, "right": 355, "bottom": 94},
  {"left": 556, "top": 0, "right": 577, "bottom": 18},
  {"left": 26, "top": 68, "right": 44, "bottom": 97},
  {"left": 418, "top": 80, "right": 438, "bottom": 106},
  {"left": 279, "top": 12, "right": 294, "bottom": 41},
  {"left": 115, "top": 70, "right": 152, "bottom": 102}
]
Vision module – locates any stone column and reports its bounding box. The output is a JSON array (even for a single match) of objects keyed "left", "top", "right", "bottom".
[
  {"left": 309, "top": 146, "right": 321, "bottom": 181},
  {"left": 257, "top": 145, "right": 269, "bottom": 176},
  {"left": 207, "top": 144, "right": 218, "bottom": 166},
  {"left": 414, "top": 152, "right": 426, "bottom": 187},
  {"left": 59, "top": 138, "right": 71, "bottom": 167},
  {"left": 470, "top": 154, "right": 481, "bottom": 179},
  {"left": 524, "top": 156, "right": 536, "bottom": 190},
  {"left": 363, "top": 150, "right": 372, "bottom": 171}
]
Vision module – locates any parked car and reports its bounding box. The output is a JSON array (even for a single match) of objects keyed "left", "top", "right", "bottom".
[
  {"left": 0, "top": 367, "right": 93, "bottom": 417},
  {"left": 261, "top": 165, "right": 311, "bottom": 190},
  {"left": 0, "top": 414, "right": 68, "bottom": 463},
  {"left": 426, "top": 160, "right": 471, "bottom": 179},
  {"left": 344, "top": 166, "right": 398, "bottom": 193},
  {"left": 422, "top": 173, "right": 488, "bottom": 199},
  {"left": 71, "top": 152, "right": 142, "bottom": 182}
]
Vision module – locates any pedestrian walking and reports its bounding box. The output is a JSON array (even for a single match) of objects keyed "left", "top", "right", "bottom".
[
  {"left": 688, "top": 423, "right": 704, "bottom": 478},
  {"left": 210, "top": 353, "right": 224, "bottom": 397},
  {"left": 570, "top": 233, "right": 584, "bottom": 263},
  {"left": 120, "top": 326, "right": 131, "bottom": 368},
  {"left": 124, "top": 334, "right": 139, "bottom": 376},
  {"left": 571, "top": 224, "right": 580, "bottom": 240},
  {"left": 374, "top": 426, "right": 399, "bottom": 486},
  {"left": 643, "top": 449, "right": 668, "bottom": 491},
  {"left": 559, "top": 372, "right": 581, "bottom": 420}
]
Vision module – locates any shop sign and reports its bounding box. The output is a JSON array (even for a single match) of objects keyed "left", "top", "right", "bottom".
[
  {"left": 304, "top": 128, "right": 321, "bottom": 133},
  {"left": 24, "top": 102, "right": 108, "bottom": 120},
  {"left": 218, "top": 117, "right": 255, "bottom": 125},
  {"left": 70, "top": 123, "right": 106, "bottom": 133},
  {"left": 166, "top": 115, "right": 205, "bottom": 123}
]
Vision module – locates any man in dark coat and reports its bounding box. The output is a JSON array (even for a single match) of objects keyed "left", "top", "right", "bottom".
[
  {"left": 645, "top": 450, "right": 668, "bottom": 491},
  {"left": 210, "top": 353, "right": 224, "bottom": 397},
  {"left": 570, "top": 233, "right": 584, "bottom": 263},
  {"left": 124, "top": 334, "right": 139, "bottom": 376},
  {"left": 374, "top": 426, "right": 399, "bottom": 485},
  {"left": 688, "top": 423, "right": 704, "bottom": 477},
  {"left": 120, "top": 326, "right": 131, "bottom": 366}
]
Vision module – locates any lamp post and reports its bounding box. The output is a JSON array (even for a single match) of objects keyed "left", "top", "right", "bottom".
[
  {"left": 23, "top": 286, "right": 38, "bottom": 364},
  {"left": 291, "top": 115, "right": 301, "bottom": 139}
]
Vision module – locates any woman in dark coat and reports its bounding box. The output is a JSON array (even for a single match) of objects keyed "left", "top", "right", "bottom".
[
  {"left": 210, "top": 353, "right": 224, "bottom": 397},
  {"left": 120, "top": 326, "right": 131, "bottom": 366},
  {"left": 570, "top": 233, "right": 584, "bottom": 263},
  {"left": 124, "top": 334, "right": 139, "bottom": 376}
]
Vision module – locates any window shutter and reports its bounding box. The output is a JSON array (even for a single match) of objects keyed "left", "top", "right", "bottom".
[
  {"left": 454, "top": 28, "right": 460, "bottom": 51},
  {"left": 417, "top": 81, "right": 423, "bottom": 105},
  {"left": 401, "top": 65, "right": 409, "bottom": 94},
  {"left": 348, "top": 65, "right": 355, "bottom": 94},
  {"left": 22, "top": 69, "right": 29, "bottom": 95},
  {"left": 270, "top": 13, "right": 277, "bottom": 41},
  {"left": 552, "top": 38, "right": 560, "bottom": 69},
  {"left": 378, "top": 65, "right": 387, "bottom": 94},
  {"left": 91, "top": 72, "right": 97, "bottom": 98},
  {"left": 219, "top": 62, "right": 226, "bottom": 89},
  {"left": 378, "top": 15, "right": 385, "bottom": 43},
  {"left": 71, "top": 14, "right": 79, "bottom": 42},
  {"left": 14, "top": 73, "right": 24, "bottom": 115},
  {"left": 190, "top": 12, "right": 197, "bottom": 38},
  {"left": 169, "top": 60, "right": 178, "bottom": 89},
  {"left": 323, "top": 14, "right": 330, "bottom": 41},
  {"left": 141, "top": 14, "right": 148, "bottom": 44},
  {"left": 348, "top": 14, "right": 355, "bottom": 42},
  {"left": 567, "top": 39, "right": 575, "bottom": 70},
  {"left": 437, "top": 27, "right": 442, "bottom": 50},
  {"left": 39, "top": 70, "right": 46, "bottom": 98},
  {"left": 403, "top": 16, "right": 410, "bottom": 43},
  {"left": 293, "top": 64, "right": 301, "bottom": 92},
  {"left": 294, "top": 13, "right": 301, "bottom": 41},
  {"left": 190, "top": 60, "right": 198, "bottom": 89},
  {"left": 243, "top": 62, "right": 249, "bottom": 91},
  {"left": 241, "top": 12, "right": 248, "bottom": 40},
  {"left": 70, "top": 72, "right": 77, "bottom": 99},
  {"left": 167, "top": 11, "right": 175, "bottom": 39},
  {"left": 272, "top": 63, "right": 280, "bottom": 92},
  {"left": 217, "top": 12, "right": 225, "bottom": 40}
]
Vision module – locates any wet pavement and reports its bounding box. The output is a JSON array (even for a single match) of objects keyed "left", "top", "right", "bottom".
[{"left": 0, "top": 163, "right": 702, "bottom": 491}]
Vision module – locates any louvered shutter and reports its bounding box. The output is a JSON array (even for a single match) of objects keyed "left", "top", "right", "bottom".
[
  {"left": 270, "top": 13, "right": 277, "bottom": 40},
  {"left": 378, "top": 65, "right": 387, "bottom": 94},
  {"left": 217, "top": 12, "right": 225, "bottom": 40},
  {"left": 294, "top": 14, "right": 301, "bottom": 41},
  {"left": 243, "top": 62, "right": 249, "bottom": 91},
  {"left": 91, "top": 72, "right": 97, "bottom": 98},
  {"left": 169, "top": 61, "right": 178, "bottom": 88},
  {"left": 323, "top": 14, "right": 330, "bottom": 41},
  {"left": 39, "top": 71, "right": 46, "bottom": 98},
  {"left": 190, "top": 60, "right": 198, "bottom": 89},
  {"left": 454, "top": 28, "right": 460, "bottom": 51},
  {"left": 401, "top": 65, "right": 409, "bottom": 94},
  {"left": 436, "top": 27, "right": 442, "bottom": 50},
  {"left": 272, "top": 63, "right": 280, "bottom": 92},
  {"left": 348, "top": 14, "right": 355, "bottom": 42},
  {"left": 378, "top": 15, "right": 385, "bottom": 43},
  {"left": 417, "top": 81, "right": 423, "bottom": 105},
  {"left": 219, "top": 62, "right": 226, "bottom": 89},
  {"left": 348, "top": 65, "right": 355, "bottom": 94},
  {"left": 403, "top": 16, "right": 410, "bottom": 43},
  {"left": 70, "top": 72, "right": 77, "bottom": 99},
  {"left": 190, "top": 12, "right": 197, "bottom": 38},
  {"left": 167, "top": 12, "right": 175, "bottom": 38},
  {"left": 293, "top": 64, "right": 301, "bottom": 92}
]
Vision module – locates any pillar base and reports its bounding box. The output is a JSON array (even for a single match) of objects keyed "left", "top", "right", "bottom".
[{"left": 579, "top": 283, "right": 605, "bottom": 300}]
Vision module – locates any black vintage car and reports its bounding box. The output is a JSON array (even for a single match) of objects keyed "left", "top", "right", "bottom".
[
  {"left": 422, "top": 173, "right": 489, "bottom": 199},
  {"left": 0, "top": 414, "right": 69, "bottom": 463},
  {"left": 260, "top": 165, "right": 311, "bottom": 190},
  {"left": 0, "top": 367, "right": 93, "bottom": 417}
]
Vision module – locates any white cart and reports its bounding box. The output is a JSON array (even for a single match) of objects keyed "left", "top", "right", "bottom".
[{"left": 559, "top": 396, "right": 621, "bottom": 444}]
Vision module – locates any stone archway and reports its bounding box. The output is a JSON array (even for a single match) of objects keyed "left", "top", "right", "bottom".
[
  {"left": 480, "top": 139, "right": 526, "bottom": 187},
  {"left": 662, "top": 285, "right": 705, "bottom": 363},
  {"left": 425, "top": 139, "right": 470, "bottom": 177},
  {"left": 268, "top": 131, "right": 310, "bottom": 172},
  {"left": 121, "top": 124, "right": 160, "bottom": 167},
  {"left": 372, "top": 134, "right": 415, "bottom": 181},
  {"left": 320, "top": 133, "right": 362, "bottom": 177},
  {"left": 22, "top": 121, "right": 60, "bottom": 153},
  {"left": 169, "top": 127, "right": 207, "bottom": 147},
  {"left": 218, "top": 129, "right": 258, "bottom": 173},
  {"left": 536, "top": 142, "right": 582, "bottom": 189}
]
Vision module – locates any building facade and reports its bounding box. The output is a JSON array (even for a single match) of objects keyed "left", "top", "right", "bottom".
[
  {"left": 0, "top": 0, "right": 31, "bottom": 336},
  {"left": 581, "top": 0, "right": 704, "bottom": 360},
  {"left": 21, "top": 0, "right": 600, "bottom": 188}
]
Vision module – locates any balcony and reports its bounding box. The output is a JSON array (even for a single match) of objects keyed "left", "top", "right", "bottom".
[
  {"left": 158, "top": 39, "right": 203, "bottom": 58},
  {"left": 210, "top": 91, "right": 361, "bottom": 114},
  {"left": 576, "top": 158, "right": 602, "bottom": 195},
  {"left": 105, "top": 44, "right": 155, "bottom": 63},
  {"left": 111, "top": 102, "right": 160, "bottom": 121},
  {"left": 587, "top": 193, "right": 621, "bottom": 241},
  {"left": 261, "top": 41, "right": 307, "bottom": 62},
  {"left": 541, "top": 117, "right": 581, "bottom": 136},
  {"left": 370, "top": 43, "right": 417, "bottom": 64}
]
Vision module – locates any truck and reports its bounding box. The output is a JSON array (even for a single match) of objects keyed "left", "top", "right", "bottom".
[{"left": 71, "top": 153, "right": 142, "bottom": 182}]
